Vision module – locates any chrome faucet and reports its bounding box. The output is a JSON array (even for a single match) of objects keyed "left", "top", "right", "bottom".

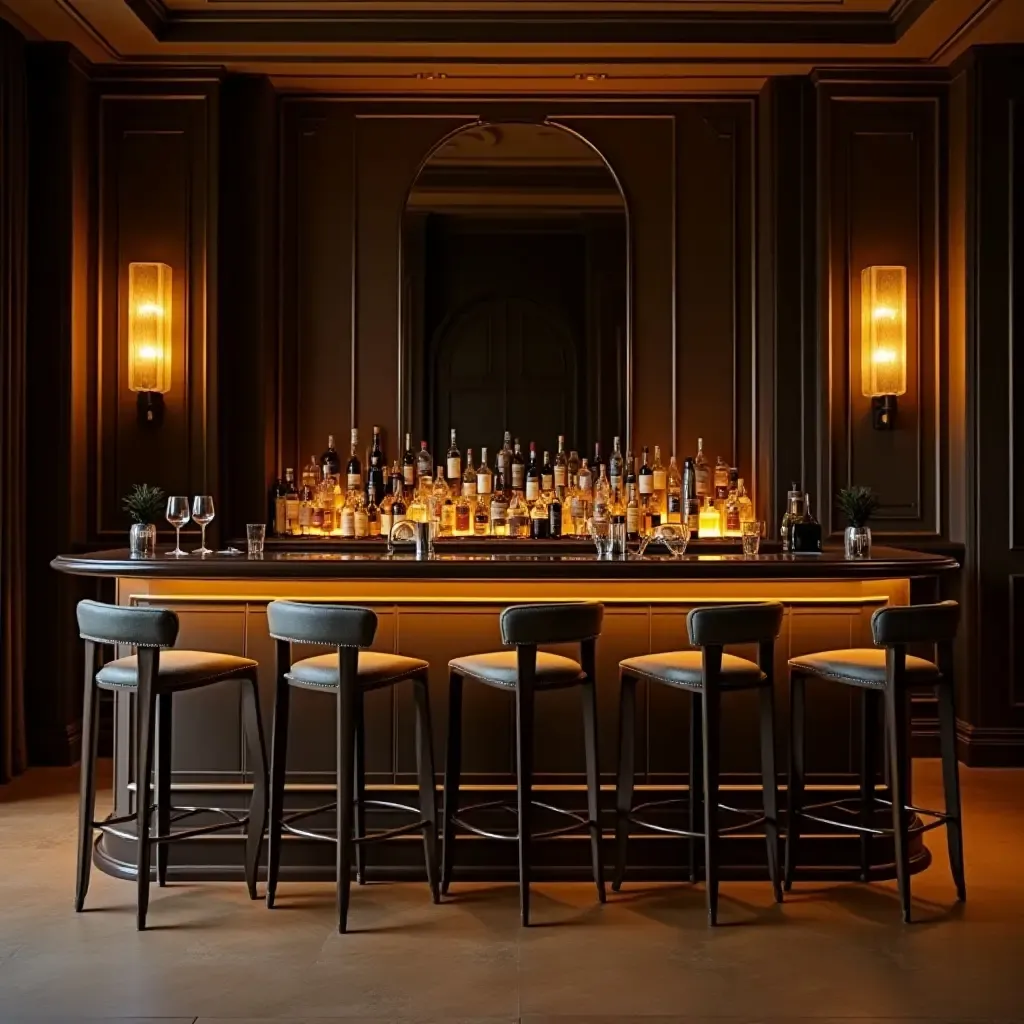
[{"left": 388, "top": 519, "right": 435, "bottom": 560}]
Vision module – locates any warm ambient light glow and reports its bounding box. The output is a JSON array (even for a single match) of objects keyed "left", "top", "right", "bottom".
[
  {"left": 860, "top": 266, "right": 907, "bottom": 397},
  {"left": 128, "top": 262, "right": 172, "bottom": 394}
]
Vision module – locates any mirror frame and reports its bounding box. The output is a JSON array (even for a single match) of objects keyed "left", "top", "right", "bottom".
[{"left": 396, "top": 117, "right": 633, "bottom": 457}]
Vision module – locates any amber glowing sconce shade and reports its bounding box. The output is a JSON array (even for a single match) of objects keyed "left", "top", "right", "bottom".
[
  {"left": 127, "top": 262, "right": 172, "bottom": 426},
  {"left": 860, "top": 265, "right": 907, "bottom": 430}
]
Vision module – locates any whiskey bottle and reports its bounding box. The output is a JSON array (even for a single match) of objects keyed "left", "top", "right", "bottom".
[
  {"left": 496, "top": 431, "right": 513, "bottom": 483},
  {"left": 737, "top": 478, "right": 754, "bottom": 524},
  {"left": 446, "top": 428, "right": 461, "bottom": 481},
  {"left": 474, "top": 498, "right": 490, "bottom": 536},
  {"left": 270, "top": 474, "right": 285, "bottom": 536},
  {"left": 284, "top": 468, "right": 300, "bottom": 536},
  {"left": 548, "top": 491, "right": 563, "bottom": 538},
  {"left": 666, "top": 455, "right": 682, "bottom": 524},
  {"left": 416, "top": 440, "right": 433, "bottom": 481},
  {"left": 476, "top": 447, "right": 493, "bottom": 499},
  {"left": 525, "top": 442, "right": 541, "bottom": 502},
  {"left": 391, "top": 477, "right": 407, "bottom": 528},
  {"left": 366, "top": 493, "right": 381, "bottom": 538},
  {"left": 367, "top": 426, "right": 386, "bottom": 503},
  {"left": 462, "top": 449, "right": 477, "bottom": 500},
  {"left": 339, "top": 492, "right": 356, "bottom": 538},
  {"left": 593, "top": 464, "right": 611, "bottom": 525},
  {"left": 682, "top": 456, "right": 700, "bottom": 534},
  {"left": 511, "top": 439, "right": 525, "bottom": 491},
  {"left": 554, "top": 436, "right": 568, "bottom": 495},
  {"left": 402, "top": 433, "right": 416, "bottom": 489},
  {"left": 346, "top": 428, "right": 362, "bottom": 493},
  {"left": 592, "top": 441, "right": 604, "bottom": 478},
  {"left": 638, "top": 446, "right": 653, "bottom": 501},
  {"left": 790, "top": 493, "right": 823, "bottom": 554},
  {"left": 455, "top": 489, "right": 471, "bottom": 535},
  {"left": 388, "top": 460, "right": 404, "bottom": 501},
  {"left": 508, "top": 490, "right": 530, "bottom": 538},
  {"left": 320, "top": 434, "right": 341, "bottom": 486},
  {"left": 568, "top": 449, "right": 580, "bottom": 489},
  {"left": 490, "top": 466, "right": 509, "bottom": 536},
  {"left": 652, "top": 445, "right": 667, "bottom": 513},
  {"left": 529, "top": 493, "right": 550, "bottom": 539},
  {"left": 713, "top": 456, "right": 730, "bottom": 520},
  {"left": 353, "top": 493, "right": 369, "bottom": 539},
  {"left": 626, "top": 483, "right": 640, "bottom": 541},
  {"left": 299, "top": 457, "right": 316, "bottom": 534},
  {"left": 780, "top": 484, "right": 805, "bottom": 551},
  {"left": 380, "top": 483, "right": 395, "bottom": 537},
  {"left": 694, "top": 437, "right": 710, "bottom": 500},
  {"left": 698, "top": 496, "right": 721, "bottom": 538},
  {"left": 541, "top": 450, "right": 554, "bottom": 494},
  {"left": 724, "top": 487, "right": 741, "bottom": 537},
  {"left": 609, "top": 436, "right": 624, "bottom": 497}
]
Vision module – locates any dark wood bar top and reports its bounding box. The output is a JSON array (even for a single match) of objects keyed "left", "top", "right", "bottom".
[{"left": 51, "top": 545, "right": 958, "bottom": 581}]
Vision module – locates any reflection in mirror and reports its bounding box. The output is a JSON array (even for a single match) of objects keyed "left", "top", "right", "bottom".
[{"left": 401, "top": 121, "right": 628, "bottom": 467}]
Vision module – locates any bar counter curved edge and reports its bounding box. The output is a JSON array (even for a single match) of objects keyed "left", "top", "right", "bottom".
[{"left": 52, "top": 546, "right": 958, "bottom": 887}]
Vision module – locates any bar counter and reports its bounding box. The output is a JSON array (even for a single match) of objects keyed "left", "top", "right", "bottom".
[{"left": 52, "top": 545, "right": 957, "bottom": 884}]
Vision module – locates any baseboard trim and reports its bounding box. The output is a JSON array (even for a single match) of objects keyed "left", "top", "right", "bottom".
[{"left": 956, "top": 721, "right": 1024, "bottom": 767}]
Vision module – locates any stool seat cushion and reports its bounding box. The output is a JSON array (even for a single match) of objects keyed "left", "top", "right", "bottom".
[
  {"left": 96, "top": 650, "right": 257, "bottom": 692},
  {"left": 287, "top": 651, "right": 428, "bottom": 691},
  {"left": 449, "top": 650, "right": 585, "bottom": 688},
  {"left": 789, "top": 648, "right": 940, "bottom": 688},
  {"left": 620, "top": 651, "right": 765, "bottom": 689}
]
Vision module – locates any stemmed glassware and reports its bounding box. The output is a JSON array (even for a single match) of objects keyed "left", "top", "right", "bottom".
[
  {"left": 192, "top": 495, "right": 215, "bottom": 556},
  {"left": 166, "top": 496, "right": 191, "bottom": 557}
]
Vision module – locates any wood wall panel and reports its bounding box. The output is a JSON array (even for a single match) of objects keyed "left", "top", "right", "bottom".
[
  {"left": 96, "top": 90, "right": 216, "bottom": 540},
  {"left": 820, "top": 90, "right": 942, "bottom": 539}
]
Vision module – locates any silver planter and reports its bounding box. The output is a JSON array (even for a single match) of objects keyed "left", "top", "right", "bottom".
[
  {"left": 844, "top": 525, "right": 872, "bottom": 559},
  {"left": 130, "top": 522, "right": 157, "bottom": 557}
]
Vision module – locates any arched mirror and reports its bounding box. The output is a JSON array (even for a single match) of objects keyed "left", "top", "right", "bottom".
[{"left": 400, "top": 120, "right": 630, "bottom": 465}]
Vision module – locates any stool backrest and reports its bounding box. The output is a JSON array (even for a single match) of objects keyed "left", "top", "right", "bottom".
[
  {"left": 687, "top": 601, "right": 784, "bottom": 647},
  {"left": 266, "top": 600, "right": 377, "bottom": 648},
  {"left": 871, "top": 600, "right": 959, "bottom": 646},
  {"left": 500, "top": 601, "right": 603, "bottom": 646},
  {"left": 77, "top": 599, "right": 178, "bottom": 648}
]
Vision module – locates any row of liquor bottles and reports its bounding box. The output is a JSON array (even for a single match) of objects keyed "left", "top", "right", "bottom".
[{"left": 269, "top": 429, "right": 756, "bottom": 539}]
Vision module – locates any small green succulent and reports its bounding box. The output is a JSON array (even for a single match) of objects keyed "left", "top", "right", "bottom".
[
  {"left": 123, "top": 483, "right": 166, "bottom": 525},
  {"left": 836, "top": 486, "right": 880, "bottom": 528}
]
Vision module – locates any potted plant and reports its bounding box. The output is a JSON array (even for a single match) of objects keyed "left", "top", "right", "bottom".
[
  {"left": 836, "top": 485, "right": 879, "bottom": 559},
  {"left": 123, "top": 483, "right": 166, "bottom": 557}
]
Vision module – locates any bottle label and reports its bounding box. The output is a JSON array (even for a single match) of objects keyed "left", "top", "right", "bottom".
[
  {"left": 526, "top": 479, "right": 539, "bottom": 501},
  {"left": 403, "top": 465, "right": 415, "bottom": 486},
  {"left": 653, "top": 470, "right": 667, "bottom": 491},
  {"left": 441, "top": 504, "right": 455, "bottom": 529},
  {"left": 392, "top": 512, "right": 406, "bottom": 527},
  {"left": 512, "top": 465, "right": 525, "bottom": 489},
  {"left": 380, "top": 511, "right": 393, "bottom": 535},
  {"left": 340, "top": 509, "right": 355, "bottom": 538},
  {"left": 347, "top": 473, "right": 361, "bottom": 491},
  {"left": 354, "top": 510, "right": 368, "bottom": 537},
  {"left": 447, "top": 457, "right": 461, "bottom": 479},
  {"left": 368, "top": 516, "right": 381, "bottom": 537},
  {"left": 554, "top": 466, "right": 567, "bottom": 489},
  {"left": 626, "top": 506, "right": 640, "bottom": 533},
  {"left": 639, "top": 475, "right": 653, "bottom": 494},
  {"left": 610, "top": 473, "right": 622, "bottom": 495},
  {"left": 668, "top": 494, "right": 681, "bottom": 514},
  {"left": 299, "top": 503, "right": 312, "bottom": 528},
  {"left": 571, "top": 497, "right": 585, "bottom": 519},
  {"left": 477, "top": 473, "right": 492, "bottom": 494},
  {"left": 455, "top": 507, "right": 470, "bottom": 532},
  {"left": 490, "top": 499, "right": 507, "bottom": 521},
  {"left": 726, "top": 507, "right": 741, "bottom": 532},
  {"left": 463, "top": 480, "right": 477, "bottom": 498},
  {"left": 542, "top": 473, "right": 553, "bottom": 492}
]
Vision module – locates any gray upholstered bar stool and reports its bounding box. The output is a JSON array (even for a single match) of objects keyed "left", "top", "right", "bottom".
[
  {"left": 442, "top": 601, "right": 605, "bottom": 927},
  {"left": 613, "top": 601, "right": 785, "bottom": 925},
  {"left": 785, "top": 600, "right": 965, "bottom": 923},
  {"left": 264, "top": 601, "right": 439, "bottom": 933},
  {"left": 75, "top": 599, "right": 268, "bottom": 931}
]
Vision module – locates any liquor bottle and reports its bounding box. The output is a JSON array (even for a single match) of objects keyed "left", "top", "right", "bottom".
[
  {"left": 490, "top": 466, "right": 509, "bottom": 536},
  {"left": 530, "top": 493, "right": 550, "bottom": 539},
  {"left": 446, "top": 428, "right": 461, "bottom": 481},
  {"left": 592, "top": 441, "right": 604, "bottom": 479},
  {"left": 652, "top": 445, "right": 667, "bottom": 513},
  {"left": 496, "top": 431, "right": 513, "bottom": 483},
  {"left": 407, "top": 485, "right": 427, "bottom": 524},
  {"left": 737, "top": 478, "right": 754, "bottom": 524},
  {"left": 724, "top": 488, "right": 741, "bottom": 537},
  {"left": 339, "top": 492, "right": 356, "bottom": 538},
  {"left": 511, "top": 439, "right": 525, "bottom": 491},
  {"left": 666, "top": 456, "right": 682, "bottom": 524},
  {"left": 780, "top": 484, "right": 805, "bottom": 551},
  {"left": 698, "top": 496, "right": 721, "bottom": 538},
  {"left": 455, "top": 489, "right": 471, "bottom": 535},
  {"left": 353, "top": 493, "right": 369, "bottom": 539},
  {"left": 402, "top": 433, "right": 416, "bottom": 489},
  {"left": 593, "top": 464, "right": 611, "bottom": 524},
  {"left": 391, "top": 477, "right": 407, "bottom": 528},
  {"left": 346, "top": 428, "right": 362, "bottom": 493},
  {"left": 609, "top": 436, "right": 624, "bottom": 497},
  {"left": 525, "top": 442, "right": 541, "bottom": 502},
  {"left": 477, "top": 447, "right": 493, "bottom": 500},
  {"left": 416, "top": 440, "right": 433, "bottom": 481},
  {"left": 508, "top": 490, "right": 529, "bottom": 538},
  {"left": 694, "top": 437, "right": 710, "bottom": 500},
  {"left": 790, "top": 493, "right": 823, "bottom": 553},
  {"left": 388, "top": 460, "right": 404, "bottom": 501},
  {"left": 366, "top": 425, "right": 385, "bottom": 501},
  {"left": 609, "top": 486, "right": 627, "bottom": 555},
  {"left": 548, "top": 490, "right": 562, "bottom": 538},
  {"left": 626, "top": 478, "right": 640, "bottom": 541},
  {"left": 284, "top": 469, "right": 300, "bottom": 535},
  {"left": 574, "top": 458, "right": 593, "bottom": 533},
  {"left": 320, "top": 434, "right": 341, "bottom": 484},
  {"left": 311, "top": 474, "right": 326, "bottom": 534},
  {"left": 474, "top": 497, "right": 490, "bottom": 536},
  {"left": 462, "top": 449, "right": 477, "bottom": 500},
  {"left": 299, "top": 457, "right": 316, "bottom": 534},
  {"left": 642, "top": 496, "right": 661, "bottom": 535},
  {"left": 433, "top": 476, "right": 453, "bottom": 534},
  {"left": 713, "top": 455, "right": 730, "bottom": 515},
  {"left": 380, "top": 483, "right": 395, "bottom": 537},
  {"left": 682, "top": 457, "right": 700, "bottom": 534},
  {"left": 624, "top": 450, "right": 636, "bottom": 498},
  {"left": 554, "top": 436, "right": 568, "bottom": 495},
  {"left": 541, "top": 450, "right": 554, "bottom": 494},
  {"left": 638, "top": 446, "right": 653, "bottom": 501},
  {"left": 269, "top": 474, "right": 285, "bottom": 536},
  {"left": 366, "top": 493, "right": 380, "bottom": 538},
  {"left": 568, "top": 449, "right": 581, "bottom": 489}
]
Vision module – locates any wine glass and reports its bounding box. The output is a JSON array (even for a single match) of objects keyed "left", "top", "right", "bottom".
[
  {"left": 165, "top": 496, "right": 191, "bottom": 557},
  {"left": 192, "top": 495, "right": 215, "bottom": 556}
]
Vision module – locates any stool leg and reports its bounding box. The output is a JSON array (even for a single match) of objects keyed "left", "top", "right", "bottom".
[
  {"left": 441, "top": 671, "right": 463, "bottom": 896},
  {"left": 582, "top": 678, "right": 606, "bottom": 903},
  {"left": 758, "top": 685, "right": 782, "bottom": 902},
  {"left": 701, "top": 684, "right": 721, "bottom": 926},
  {"left": 936, "top": 679, "right": 966, "bottom": 901},
  {"left": 784, "top": 672, "right": 806, "bottom": 892},
  {"left": 884, "top": 683, "right": 912, "bottom": 923},
  {"left": 859, "top": 689, "right": 881, "bottom": 882},
  {"left": 412, "top": 672, "right": 441, "bottom": 904},
  {"left": 516, "top": 675, "right": 536, "bottom": 927},
  {"left": 612, "top": 672, "right": 637, "bottom": 892},
  {"left": 689, "top": 692, "right": 703, "bottom": 884},
  {"left": 75, "top": 642, "right": 100, "bottom": 912},
  {"left": 335, "top": 658, "right": 358, "bottom": 933},
  {"left": 241, "top": 674, "right": 269, "bottom": 901},
  {"left": 353, "top": 693, "right": 367, "bottom": 885},
  {"left": 155, "top": 693, "right": 172, "bottom": 887},
  {"left": 135, "top": 650, "right": 158, "bottom": 931},
  {"left": 266, "top": 655, "right": 292, "bottom": 909}
]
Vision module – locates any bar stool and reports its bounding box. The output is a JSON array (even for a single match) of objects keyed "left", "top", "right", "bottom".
[
  {"left": 264, "top": 601, "right": 439, "bottom": 933},
  {"left": 785, "top": 600, "right": 965, "bottom": 923},
  {"left": 442, "top": 601, "right": 605, "bottom": 926},
  {"left": 75, "top": 599, "right": 268, "bottom": 931},
  {"left": 613, "top": 601, "right": 784, "bottom": 925}
]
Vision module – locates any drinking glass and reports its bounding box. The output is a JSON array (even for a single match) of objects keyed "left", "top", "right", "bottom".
[
  {"left": 192, "top": 495, "right": 215, "bottom": 556},
  {"left": 246, "top": 523, "right": 266, "bottom": 556},
  {"left": 742, "top": 520, "right": 763, "bottom": 557},
  {"left": 166, "top": 496, "right": 191, "bottom": 557}
]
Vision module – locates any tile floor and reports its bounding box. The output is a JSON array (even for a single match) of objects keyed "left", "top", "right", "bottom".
[{"left": 0, "top": 761, "right": 1021, "bottom": 1023}]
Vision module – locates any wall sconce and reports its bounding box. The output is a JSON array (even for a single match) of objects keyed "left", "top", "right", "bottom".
[
  {"left": 860, "top": 265, "right": 907, "bottom": 430},
  {"left": 127, "top": 262, "right": 172, "bottom": 426}
]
